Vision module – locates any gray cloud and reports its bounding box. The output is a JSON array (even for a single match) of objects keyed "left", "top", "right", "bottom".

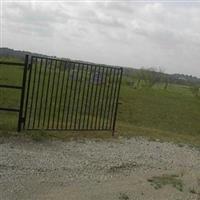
[
  {"left": 4, "top": 2, "right": 71, "bottom": 37},
  {"left": 2, "top": 1, "right": 200, "bottom": 76}
]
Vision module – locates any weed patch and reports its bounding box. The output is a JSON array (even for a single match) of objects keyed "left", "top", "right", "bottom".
[{"left": 148, "top": 174, "right": 183, "bottom": 191}]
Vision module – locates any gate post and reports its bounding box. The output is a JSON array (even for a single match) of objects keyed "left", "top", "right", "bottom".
[
  {"left": 17, "top": 55, "right": 29, "bottom": 132},
  {"left": 112, "top": 68, "right": 123, "bottom": 136}
]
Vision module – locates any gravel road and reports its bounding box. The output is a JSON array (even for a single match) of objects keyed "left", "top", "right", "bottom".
[{"left": 0, "top": 137, "right": 200, "bottom": 200}]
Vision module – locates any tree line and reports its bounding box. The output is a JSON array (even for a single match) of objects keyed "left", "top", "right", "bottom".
[{"left": 124, "top": 67, "right": 200, "bottom": 98}]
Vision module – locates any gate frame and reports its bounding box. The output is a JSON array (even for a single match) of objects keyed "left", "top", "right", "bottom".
[{"left": 112, "top": 68, "right": 123, "bottom": 136}]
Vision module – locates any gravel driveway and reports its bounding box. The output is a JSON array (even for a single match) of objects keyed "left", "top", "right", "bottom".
[{"left": 0, "top": 137, "right": 200, "bottom": 200}]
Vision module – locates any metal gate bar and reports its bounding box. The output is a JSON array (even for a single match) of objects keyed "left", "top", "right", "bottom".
[{"left": 23, "top": 56, "right": 123, "bottom": 133}]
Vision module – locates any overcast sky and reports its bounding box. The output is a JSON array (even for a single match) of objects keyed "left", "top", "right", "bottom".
[{"left": 1, "top": 0, "right": 200, "bottom": 76}]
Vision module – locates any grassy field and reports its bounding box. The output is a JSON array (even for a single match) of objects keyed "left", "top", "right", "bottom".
[
  {"left": 118, "top": 83, "right": 200, "bottom": 146},
  {"left": 1, "top": 57, "right": 200, "bottom": 146}
]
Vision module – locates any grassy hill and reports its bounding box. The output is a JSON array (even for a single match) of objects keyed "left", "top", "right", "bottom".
[{"left": 0, "top": 56, "right": 200, "bottom": 146}]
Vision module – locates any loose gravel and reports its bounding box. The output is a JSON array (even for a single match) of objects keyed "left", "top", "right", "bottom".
[{"left": 0, "top": 137, "right": 200, "bottom": 200}]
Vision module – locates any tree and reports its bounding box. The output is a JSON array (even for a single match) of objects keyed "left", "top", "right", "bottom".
[
  {"left": 134, "top": 67, "right": 162, "bottom": 88},
  {"left": 190, "top": 85, "right": 200, "bottom": 97}
]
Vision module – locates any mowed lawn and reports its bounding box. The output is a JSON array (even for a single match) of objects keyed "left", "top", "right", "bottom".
[
  {"left": 118, "top": 84, "right": 200, "bottom": 146},
  {"left": 0, "top": 57, "right": 200, "bottom": 146}
]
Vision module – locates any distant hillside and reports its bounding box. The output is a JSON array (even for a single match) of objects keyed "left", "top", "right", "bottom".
[
  {"left": 0, "top": 47, "right": 55, "bottom": 60},
  {"left": 0, "top": 47, "right": 122, "bottom": 68},
  {"left": 1, "top": 47, "right": 200, "bottom": 86},
  {"left": 123, "top": 67, "right": 200, "bottom": 86}
]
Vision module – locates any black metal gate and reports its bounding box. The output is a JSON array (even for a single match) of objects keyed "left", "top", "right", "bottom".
[
  {"left": 0, "top": 55, "right": 123, "bottom": 134},
  {"left": 23, "top": 56, "right": 123, "bottom": 134}
]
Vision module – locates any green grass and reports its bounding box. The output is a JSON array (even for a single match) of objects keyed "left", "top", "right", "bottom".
[
  {"left": 0, "top": 57, "right": 23, "bottom": 130},
  {"left": 147, "top": 174, "right": 184, "bottom": 191},
  {"left": 117, "top": 82, "right": 200, "bottom": 146},
  {"left": 119, "top": 84, "right": 200, "bottom": 134},
  {"left": 1, "top": 56, "right": 200, "bottom": 146}
]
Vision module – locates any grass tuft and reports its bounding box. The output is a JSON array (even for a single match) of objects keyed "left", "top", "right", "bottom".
[{"left": 147, "top": 174, "right": 183, "bottom": 191}]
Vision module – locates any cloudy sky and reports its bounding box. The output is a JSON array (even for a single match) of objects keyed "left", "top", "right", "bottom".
[{"left": 1, "top": 0, "right": 200, "bottom": 76}]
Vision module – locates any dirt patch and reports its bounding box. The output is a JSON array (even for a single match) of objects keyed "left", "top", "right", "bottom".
[{"left": 108, "top": 161, "right": 139, "bottom": 173}]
